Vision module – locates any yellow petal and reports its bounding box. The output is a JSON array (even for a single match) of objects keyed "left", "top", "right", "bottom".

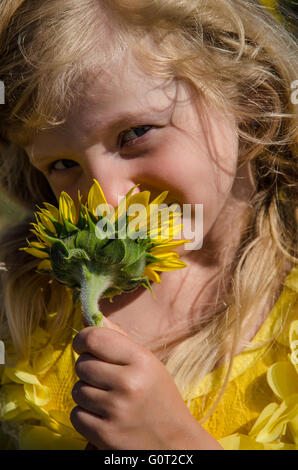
[
  {"left": 149, "top": 191, "right": 169, "bottom": 206},
  {"left": 42, "top": 203, "right": 60, "bottom": 221},
  {"left": 37, "top": 260, "right": 52, "bottom": 271},
  {"left": 249, "top": 402, "right": 279, "bottom": 438},
  {"left": 289, "top": 413, "right": 298, "bottom": 445},
  {"left": 127, "top": 191, "right": 150, "bottom": 209},
  {"left": 126, "top": 191, "right": 151, "bottom": 229},
  {"left": 267, "top": 361, "right": 298, "bottom": 400},
  {"left": 152, "top": 240, "right": 190, "bottom": 248},
  {"left": 149, "top": 222, "right": 183, "bottom": 241},
  {"left": 150, "top": 246, "right": 180, "bottom": 256},
  {"left": 24, "top": 383, "right": 50, "bottom": 407},
  {"left": 0, "top": 384, "right": 30, "bottom": 421},
  {"left": 289, "top": 320, "right": 298, "bottom": 370},
  {"left": 28, "top": 241, "right": 47, "bottom": 251},
  {"left": 36, "top": 212, "right": 56, "bottom": 234},
  {"left": 59, "top": 192, "right": 77, "bottom": 224},
  {"left": 30, "top": 228, "right": 52, "bottom": 247},
  {"left": 219, "top": 433, "right": 265, "bottom": 450},
  {"left": 254, "top": 395, "right": 298, "bottom": 443},
  {"left": 111, "top": 185, "right": 140, "bottom": 224},
  {"left": 23, "top": 247, "right": 49, "bottom": 259},
  {"left": 19, "top": 424, "right": 86, "bottom": 450},
  {"left": 133, "top": 191, "right": 169, "bottom": 231},
  {"left": 143, "top": 266, "right": 161, "bottom": 283},
  {"left": 49, "top": 410, "right": 75, "bottom": 432},
  {"left": 148, "top": 206, "right": 181, "bottom": 230},
  {"left": 32, "top": 345, "right": 55, "bottom": 375},
  {"left": 147, "top": 259, "right": 187, "bottom": 271},
  {"left": 87, "top": 180, "right": 108, "bottom": 216}
]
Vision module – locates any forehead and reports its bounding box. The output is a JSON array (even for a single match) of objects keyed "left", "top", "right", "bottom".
[
  {"left": 69, "top": 53, "right": 177, "bottom": 132},
  {"left": 25, "top": 52, "right": 184, "bottom": 158}
]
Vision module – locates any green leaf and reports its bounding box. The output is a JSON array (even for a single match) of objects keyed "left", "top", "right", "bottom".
[{"left": 86, "top": 210, "right": 97, "bottom": 234}]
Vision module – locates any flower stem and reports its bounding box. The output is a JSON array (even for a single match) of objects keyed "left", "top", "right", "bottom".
[{"left": 80, "top": 264, "right": 114, "bottom": 327}]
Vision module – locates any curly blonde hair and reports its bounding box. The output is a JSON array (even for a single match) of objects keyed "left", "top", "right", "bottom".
[{"left": 0, "top": 0, "right": 297, "bottom": 419}]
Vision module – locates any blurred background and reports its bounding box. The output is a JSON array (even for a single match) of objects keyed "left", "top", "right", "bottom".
[{"left": 0, "top": 192, "right": 28, "bottom": 233}]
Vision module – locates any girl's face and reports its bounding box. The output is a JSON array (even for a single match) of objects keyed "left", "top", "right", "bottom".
[{"left": 25, "top": 52, "right": 240, "bottom": 252}]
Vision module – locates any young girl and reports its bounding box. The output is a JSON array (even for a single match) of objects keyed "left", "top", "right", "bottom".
[{"left": 0, "top": 0, "right": 297, "bottom": 450}]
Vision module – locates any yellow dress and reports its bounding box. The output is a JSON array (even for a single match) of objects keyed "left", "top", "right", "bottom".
[{"left": 0, "top": 266, "right": 297, "bottom": 450}]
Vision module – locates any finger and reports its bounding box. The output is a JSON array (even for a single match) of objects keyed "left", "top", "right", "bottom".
[
  {"left": 72, "top": 380, "right": 112, "bottom": 417},
  {"left": 72, "top": 326, "right": 138, "bottom": 365},
  {"left": 102, "top": 315, "right": 128, "bottom": 336},
  {"left": 70, "top": 406, "right": 111, "bottom": 450},
  {"left": 85, "top": 442, "right": 97, "bottom": 450},
  {"left": 74, "top": 353, "right": 124, "bottom": 389}
]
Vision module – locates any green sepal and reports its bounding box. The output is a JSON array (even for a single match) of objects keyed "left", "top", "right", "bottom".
[
  {"left": 75, "top": 230, "right": 98, "bottom": 257},
  {"left": 61, "top": 215, "right": 80, "bottom": 235},
  {"left": 36, "top": 266, "right": 52, "bottom": 274},
  {"left": 94, "top": 238, "right": 110, "bottom": 260},
  {"left": 41, "top": 212, "right": 63, "bottom": 236},
  {"left": 145, "top": 253, "right": 161, "bottom": 264},
  {"left": 77, "top": 203, "right": 88, "bottom": 230},
  {"left": 50, "top": 240, "right": 69, "bottom": 269},
  {"left": 98, "top": 239, "right": 126, "bottom": 265},
  {"left": 121, "top": 255, "right": 146, "bottom": 277},
  {"left": 102, "top": 286, "right": 123, "bottom": 298},
  {"left": 85, "top": 210, "right": 97, "bottom": 234},
  {"left": 119, "top": 238, "right": 146, "bottom": 267},
  {"left": 66, "top": 248, "right": 90, "bottom": 262},
  {"left": 140, "top": 277, "right": 153, "bottom": 294},
  {"left": 115, "top": 213, "right": 128, "bottom": 238},
  {"left": 95, "top": 217, "right": 116, "bottom": 241}
]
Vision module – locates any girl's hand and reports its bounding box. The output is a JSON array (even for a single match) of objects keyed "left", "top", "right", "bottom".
[{"left": 70, "top": 317, "right": 223, "bottom": 450}]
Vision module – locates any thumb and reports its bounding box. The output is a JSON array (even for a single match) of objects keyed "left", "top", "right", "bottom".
[{"left": 102, "top": 315, "right": 128, "bottom": 336}]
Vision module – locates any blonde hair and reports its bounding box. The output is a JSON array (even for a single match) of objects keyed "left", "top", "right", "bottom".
[{"left": 0, "top": 0, "right": 297, "bottom": 420}]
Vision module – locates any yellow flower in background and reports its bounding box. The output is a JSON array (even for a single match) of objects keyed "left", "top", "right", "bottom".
[
  {"left": 219, "top": 319, "right": 298, "bottom": 450},
  {"left": 0, "top": 315, "right": 87, "bottom": 450},
  {"left": 259, "top": 0, "right": 283, "bottom": 22},
  {"left": 248, "top": 320, "right": 298, "bottom": 445},
  {"left": 259, "top": 0, "right": 297, "bottom": 34},
  {"left": 21, "top": 179, "right": 190, "bottom": 326}
]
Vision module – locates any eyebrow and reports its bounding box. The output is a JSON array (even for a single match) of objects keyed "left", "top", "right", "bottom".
[
  {"left": 85, "top": 108, "right": 168, "bottom": 140},
  {"left": 30, "top": 107, "right": 170, "bottom": 165}
]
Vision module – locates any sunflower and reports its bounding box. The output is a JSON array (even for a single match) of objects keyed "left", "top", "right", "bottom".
[{"left": 21, "top": 180, "right": 190, "bottom": 327}]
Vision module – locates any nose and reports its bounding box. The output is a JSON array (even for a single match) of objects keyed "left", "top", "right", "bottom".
[{"left": 81, "top": 153, "right": 140, "bottom": 208}]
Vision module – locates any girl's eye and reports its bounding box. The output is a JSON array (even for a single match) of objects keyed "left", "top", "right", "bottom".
[
  {"left": 51, "top": 159, "right": 79, "bottom": 171},
  {"left": 118, "top": 125, "right": 153, "bottom": 148}
]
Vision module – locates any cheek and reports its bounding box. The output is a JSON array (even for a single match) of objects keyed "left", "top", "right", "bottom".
[
  {"left": 157, "top": 139, "right": 237, "bottom": 241},
  {"left": 155, "top": 136, "right": 236, "bottom": 207},
  {"left": 47, "top": 171, "right": 87, "bottom": 205}
]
